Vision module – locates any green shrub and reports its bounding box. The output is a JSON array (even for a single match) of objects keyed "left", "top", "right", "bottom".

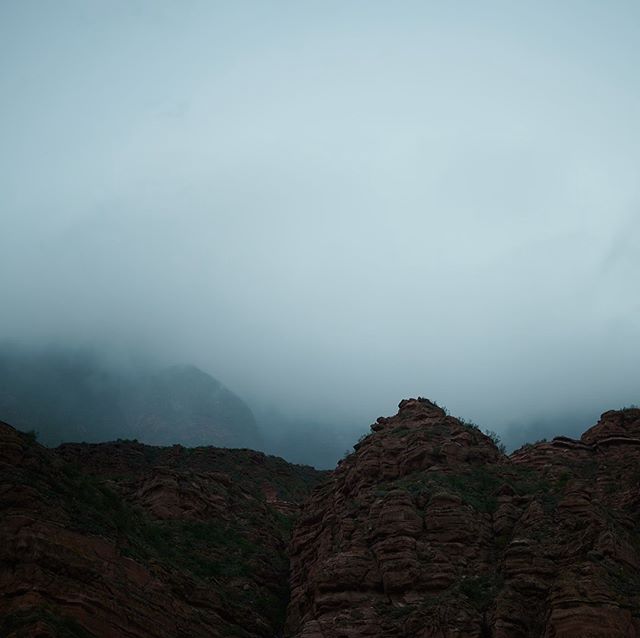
[{"left": 484, "top": 429, "right": 507, "bottom": 454}]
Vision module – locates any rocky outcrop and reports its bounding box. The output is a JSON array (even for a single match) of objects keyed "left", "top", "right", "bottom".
[
  {"left": 0, "top": 420, "right": 326, "bottom": 638},
  {"left": 3, "top": 400, "right": 640, "bottom": 638},
  {"left": 286, "top": 399, "right": 640, "bottom": 638}
]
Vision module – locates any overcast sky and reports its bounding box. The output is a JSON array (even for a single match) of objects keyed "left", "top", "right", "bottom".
[{"left": 1, "top": 1, "right": 639, "bottom": 434}]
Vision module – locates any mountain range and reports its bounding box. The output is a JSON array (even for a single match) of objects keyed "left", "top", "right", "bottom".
[
  {"left": 0, "top": 347, "right": 261, "bottom": 449},
  {"left": 1, "top": 399, "right": 639, "bottom": 637}
]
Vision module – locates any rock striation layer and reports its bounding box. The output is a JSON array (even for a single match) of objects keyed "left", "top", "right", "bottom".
[
  {"left": 286, "top": 399, "right": 640, "bottom": 638},
  {"left": 0, "top": 421, "right": 325, "bottom": 638},
  {"left": 2, "top": 400, "right": 640, "bottom": 638}
]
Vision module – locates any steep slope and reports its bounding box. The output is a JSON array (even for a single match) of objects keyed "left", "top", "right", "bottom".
[
  {"left": 0, "top": 421, "right": 326, "bottom": 638},
  {"left": 0, "top": 347, "right": 261, "bottom": 449},
  {"left": 3, "top": 399, "right": 639, "bottom": 638},
  {"left": 286, "top": 399, "right": 640, "bottom": 638},
  {"left": 127, "top": 364, "right": 261, "bottom": 448}
]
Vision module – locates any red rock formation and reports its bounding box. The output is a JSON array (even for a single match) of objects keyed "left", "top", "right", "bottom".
[
  {"left": 3, "top": 401, "right": 640, "bottom": 638},
  {"left": 0, "top": 421, "right": 325, "bottom": 638},
  {"left": 286, "top": 399, "right": 640, "bottom": 638}
]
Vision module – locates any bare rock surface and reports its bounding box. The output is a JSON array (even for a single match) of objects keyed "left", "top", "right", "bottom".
[
  {"left": 0, "top": 421, "right": 325, "bottom": 637},
  {"left": 2, "top": 401, "right": 640, "bottom": 637},
  {"left": 286, "top": 400, "right": 640, "bottom": 638}
]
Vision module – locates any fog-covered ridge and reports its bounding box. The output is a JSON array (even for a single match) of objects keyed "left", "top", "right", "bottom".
[{"left": 0, "top": 345, "right": 261, "bottom": 449}]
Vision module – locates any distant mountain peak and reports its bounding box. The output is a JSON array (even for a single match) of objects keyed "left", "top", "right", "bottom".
[{"left": 0, "top": 347, "right": 261, "bottom": 449}]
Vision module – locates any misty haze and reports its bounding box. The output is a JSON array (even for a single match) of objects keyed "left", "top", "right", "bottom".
[
  {"left": 1, "top": 3, "right": 640, "bottom": 637},
  {"left": 2, "top": 2, "right": 638, "bottom": 466}
]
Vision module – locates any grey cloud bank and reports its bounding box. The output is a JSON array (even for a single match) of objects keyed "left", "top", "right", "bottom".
[{"left": 1, "top": 1, "right": 638, "bottom": 455}]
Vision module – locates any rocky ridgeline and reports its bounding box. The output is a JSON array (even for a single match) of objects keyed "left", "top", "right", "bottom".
[
  {"left": 286, "top": 399, "right": 640, "bottom": 638},
  {"left": 1, "top": 401, "right": 639, "bottom": 638},
  {"left": 0, "top": 421, "right": 325, "bottom": 638}
]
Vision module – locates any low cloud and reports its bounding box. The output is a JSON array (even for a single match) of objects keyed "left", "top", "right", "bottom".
[{"left": 1, "top": 1, "right": 638, "bottom": 461}]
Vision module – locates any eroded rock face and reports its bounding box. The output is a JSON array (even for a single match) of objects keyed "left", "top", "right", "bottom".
[
  {"left": 286, "top": 399, "right": 640, "bottom": 638},
  {"left": 0, "top": 421, "right": 326, "bottom": 638},
  {"left": 3, "top": 401, "right": 640, "bottom": 638}
]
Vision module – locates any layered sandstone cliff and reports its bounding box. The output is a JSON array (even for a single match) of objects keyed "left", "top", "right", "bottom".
[
  {"left": 286, "top": 399, "right": 640, "bottom": 638},
  {"left": 0, "top": 421, "right": 325, "bottom": 637},
  {"left": 2, "top": 400, "right": 639, "bottom": 638}
]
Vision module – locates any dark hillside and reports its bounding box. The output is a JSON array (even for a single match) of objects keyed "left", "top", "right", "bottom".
[{"left": 0, "top": 421, "right": 326, "bottom": 638}]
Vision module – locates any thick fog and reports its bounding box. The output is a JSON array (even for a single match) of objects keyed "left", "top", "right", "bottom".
[{"left": 1, "top": 2, "right": 639, "bottom": 460}]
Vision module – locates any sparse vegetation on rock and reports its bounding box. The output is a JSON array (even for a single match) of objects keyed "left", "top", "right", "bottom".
[{"left": 2, "top": 402, "right": 640, "bottom": 637}]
